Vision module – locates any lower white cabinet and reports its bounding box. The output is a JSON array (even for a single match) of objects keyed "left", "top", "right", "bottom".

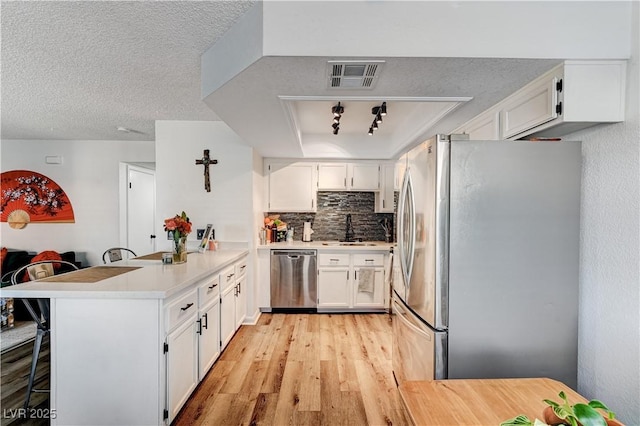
[
  {"left": 166, "top": 310, "right": 198, "bottom": 422},
  {"left": 198, "top": 298, "right": 220, "bottom": 380},
  {"left": 165, "top": 253, "right": 248, "bottom": 423},
  {"left": 220, "top": 283, "right": 236, "bottom": 349},
  {"left": 318, "top": 267, "right": 350, "bottom": 308},
  {"left": 353, "top": 266, "right": 385, "bottom": 308},
  {"left": 317, "top": 251, "right": 388, "bottom": 311}
]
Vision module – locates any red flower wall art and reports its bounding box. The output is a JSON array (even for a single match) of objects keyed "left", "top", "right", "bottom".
[{"left": 1, "top": 170, "right": 75, "bottom": 228}]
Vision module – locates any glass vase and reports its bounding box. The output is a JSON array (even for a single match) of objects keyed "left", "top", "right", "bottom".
[{"left": 173, "top": 237, "right": 188, "bottom": 264}]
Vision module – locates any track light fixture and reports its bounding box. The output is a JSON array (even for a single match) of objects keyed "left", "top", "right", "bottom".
[
  {"left": 331, "top": 102, "right": 344, "bottom": 135},
  {"left": 368, "top": 101, "right": 387, "bottom": 135}
]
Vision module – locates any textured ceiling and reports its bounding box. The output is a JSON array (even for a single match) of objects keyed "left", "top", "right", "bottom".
[{"left": 1, "top": 1, "right": 255, "bottom": 141}]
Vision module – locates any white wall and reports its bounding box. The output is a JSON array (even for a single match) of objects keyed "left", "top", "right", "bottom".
[
  {"left": 0, "top": 139, "right": 154, "bottom": 266},
  {"left": 248, "top": 149, "right": 265, "bottom": 322},
  {"left": 154, "top": 121, "right": 253, "bottom": 250},
  {"left": 571, "top": 3, "right": 640, "bottom": 422}
]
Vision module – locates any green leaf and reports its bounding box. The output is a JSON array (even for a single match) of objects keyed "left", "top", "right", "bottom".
[
  {"left": 552, "top": 405, "right": 573, "bottom": 420},
  {"left": 588, "top": 400, "right": 615, "bottom": 419},
  {"left": 500, "top": 415, "right": 533, "bottom": 426},
  {"left": 543, "top": 399, "right": 560, "bottom": 409},
  {"left": 573, "top": 403, "right": 607, "bottom": 426}
]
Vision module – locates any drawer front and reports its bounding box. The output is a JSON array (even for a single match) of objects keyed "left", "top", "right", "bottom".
[
  {"left": 198, "top": 274, "right": 220, "bottom": 307},
  {"left": 165, "top": 288, "right": 198, "bottom": 332},
  {"left": 318, "top": 253, "right": 350, "bottom": 267},
  {"left": 220, "top": 265, "right": 236, "bottom": 291},
  {"left": 235, "top": 257, "right": 248, "bottom": 279},
  {"left": 352, "top": 253, "right": 384, "bottom": 266}
]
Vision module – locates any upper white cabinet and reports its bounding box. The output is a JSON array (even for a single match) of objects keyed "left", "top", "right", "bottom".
[
  {"left": 318, "top": 163, "right": 380, "bottom": 191},
  {"left": 500, "top": 66, "right": 563, "bottom": 139},
  {"left": 267, "top": 161, "right": 317, "bottom": 212},
  {"left": 375, "top": 163, "right": 395, "bottom": 213},
  {"left": 454, "top": 108, "right": 501, "bottom": 140},
  {"left": 453, "top": 60, "right": 626, "bottom": 140}
]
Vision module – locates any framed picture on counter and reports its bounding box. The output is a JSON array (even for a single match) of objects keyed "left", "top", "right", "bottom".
[{"left": 198, "top": 224, "right": 214, "bottom": 253}]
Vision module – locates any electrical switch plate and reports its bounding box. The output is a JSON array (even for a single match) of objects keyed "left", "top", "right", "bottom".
[{"left": 197, "top": 229, "right": 205, "bottom": 240}]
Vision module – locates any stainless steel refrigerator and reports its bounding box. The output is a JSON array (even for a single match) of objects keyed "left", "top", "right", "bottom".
[{"left": 392, "top": 134, "right": 581, "bottom": 388}]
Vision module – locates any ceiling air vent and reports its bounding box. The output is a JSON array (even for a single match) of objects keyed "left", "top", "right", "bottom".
[{"left": 327, "top": 61, "right": 384, "bottom": 89}]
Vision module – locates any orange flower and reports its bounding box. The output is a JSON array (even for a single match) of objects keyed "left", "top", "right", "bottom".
[{"left": 164, "top": 211, "right": 192, "bottom": 239}]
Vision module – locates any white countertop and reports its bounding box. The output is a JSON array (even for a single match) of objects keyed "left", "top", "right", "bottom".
[
  {"left": 0, "top": 249, "right": 248, "bottom": 300},
  {"left": 257, "top": 241, "right": 394, "bottom": 251}
]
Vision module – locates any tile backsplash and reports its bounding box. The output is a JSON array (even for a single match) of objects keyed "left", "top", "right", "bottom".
[{"left": 267, "top": 191, "right": 395, "bottom": 242}]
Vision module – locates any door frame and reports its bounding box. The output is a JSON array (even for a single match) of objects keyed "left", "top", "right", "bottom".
[{"left": 118, "top": 162, "right": 156, "bottom": 250}]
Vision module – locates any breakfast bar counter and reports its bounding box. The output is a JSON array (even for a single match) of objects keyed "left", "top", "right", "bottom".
[
  {"left": 1, "top": 249, "right": 248, "bottom": 299},
  {"left": 398, "top": 378, "right": 588, "bottom": 426}
]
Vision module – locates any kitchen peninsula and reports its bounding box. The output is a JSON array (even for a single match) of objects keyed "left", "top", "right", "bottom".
[{"left": 1, "top": 249, "right": 248, "bottom": 425}]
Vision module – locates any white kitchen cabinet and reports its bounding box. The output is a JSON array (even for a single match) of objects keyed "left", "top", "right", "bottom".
[
  {"left": 500, "top": 67, "right": 562, "bottom": 139},
  {"left": 318, "top": 268, "right": 351, "bottom": 308},
  {"left": 234, "top": 259, "right": 248, "bottom": 328},
  {"left": 219, "top": 264, "right": 236, "bottom": 351},
  {"left": 317, "top": 251, "right": 388, "bottom": 311},
  {"left": 353, "top": 267, "right": 385, "bottom": 308},
  {"left": 350, "top": 163, "right": 380, "bottom": 190},
  {"left": 197, "top": 274, "right": 220, "bottom": 381},
  {"left": 165, "top": 296, "right": 198, "bottom": 422},
  {"left": 453, "top": 60, "right": 626, "bottom": 141},
  {"left": 267, "top": 161, "right": 317, "bottom": 212},
  {"left": 317, "top": 163, "right": 348, "bottom": 190},
  {"left": 198, "top": 299, "right": 220, "bottom": 380},
  {"left": 501, "top": 60, "right": 627, "bottom": 139},
  {"left": 375, "top": 163, "right": 395, "bottom": 213},
  {"left": 453, "top": 108, "right": 501, "bottom": 140},
  {"left": 317, "top": 162, "right": 380, "bottom": 191},
  {"left": 219, "top": 255, "right": 248, "bottom": 351}
]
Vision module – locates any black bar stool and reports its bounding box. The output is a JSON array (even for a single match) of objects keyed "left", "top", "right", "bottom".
[{"left": 10, "top": 260, "right": 79, "bottom": 409}]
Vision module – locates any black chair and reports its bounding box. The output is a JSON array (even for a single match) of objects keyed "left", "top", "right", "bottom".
[
  {"left": 102, "top": 247, "right": 137, "bottom": 264},
  {"left": 10, "top": 260, "right": 79, "bottom": 409}
]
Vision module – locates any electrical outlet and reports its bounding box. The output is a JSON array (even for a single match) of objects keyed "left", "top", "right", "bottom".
[{"left": 197, "top": 229, "right": 205, "bottom": 240}]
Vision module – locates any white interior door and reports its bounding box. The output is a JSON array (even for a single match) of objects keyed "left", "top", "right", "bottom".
[{"left": 127, "top": 166, "right": 156, "bottom": 256}]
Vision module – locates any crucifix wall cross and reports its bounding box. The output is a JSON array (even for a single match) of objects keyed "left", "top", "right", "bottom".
[{"left": 195, "top": 149, "right": 218, "bottom": 192}]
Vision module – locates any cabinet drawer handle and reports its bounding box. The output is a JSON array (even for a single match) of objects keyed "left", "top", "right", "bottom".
[
  {"left": 365, "top": 259, "right": 374, "bottom": 263},
  {"left": 196, "top": 318, "right": 202, "bottom": 335},
  {"left": 203, "top": 313, "right": 208, "bottom": 329},
  {"left": 240, "top": 265, "right": 246, "bottom": 270},
  {"left": 180, "top": 303, "right": 194, "bottom": 311},
  {"left": 208, "top": 283, "right": 218, "bottom": 290},
  {"left": 227, "top": 273, "right": 235, "bottom": 279}
]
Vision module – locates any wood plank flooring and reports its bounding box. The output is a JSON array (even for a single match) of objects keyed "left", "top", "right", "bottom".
[
  {"left": 174, "top": 313, "right": 408, "bottom": 426},
  {"left": 0, "top": 336, "right": 50, "bottom": 426}
]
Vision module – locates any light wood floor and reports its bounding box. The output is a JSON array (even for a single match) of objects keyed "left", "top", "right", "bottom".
[
  {"left": 0, "top": 336, "right": 50, "bottom": 426},
  {"left": 174, "top": 313, "right": 408, "bottom": 426}
]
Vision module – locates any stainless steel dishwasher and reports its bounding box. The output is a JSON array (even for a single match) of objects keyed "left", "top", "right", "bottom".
[{"left": 270, "top": 250, "right": 317, "bottom": 310}]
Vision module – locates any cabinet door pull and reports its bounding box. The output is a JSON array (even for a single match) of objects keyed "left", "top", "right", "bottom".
[
  {"left": 240, "top": 265, "right": 246, "bottom": 271},
  {"left": 355, "top": 271, "right": 357, "bottom": 279},
  {"left": 203, "top": 313, "right": 208, "bottom": 329},
  {"left": 238, "top": 282, "right": 241, "bottom": 294},
  {"left": 208, "top": 283, "right": 218, "bottom": 290},
  {"left": 227, "top": 273, "right": 235, "bottom": 279},
  {"left": 196, "top": 318, "right": 202, "bottom": 335},
  {"left": 181, "top": 303, "right": 194, "bottom": 311}
]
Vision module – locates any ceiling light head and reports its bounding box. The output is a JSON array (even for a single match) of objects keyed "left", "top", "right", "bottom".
[
  {"left": 332, "top": 122, "right": 340, "bottom": 130},
  {"left": 376, "top": 114, "right": 382, "bottom": 124},
  {"left": 380, "top": 102, "right": 387, "bottom": 116},
  {"left": 371, "top": 106, "right": 380, "bottom": 115},
  {"left": 368, "top": 127, "right": 374, "bottom": 135},
  {"left": 333, "top": 128, "right": 339, "bottom": 135},
  {"left": 332, "top": 102, "right": 344, "bottom": 117},
  {"left": 372, "top": 121, "right": 378, "bottom": 130},
  {"left": 333, "top": 116, "right": 340, "bottom": 124}
]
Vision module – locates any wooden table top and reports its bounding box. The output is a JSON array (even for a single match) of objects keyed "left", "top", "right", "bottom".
[{"left": 398, "top": 378, "right": 586, "bottom": 426}]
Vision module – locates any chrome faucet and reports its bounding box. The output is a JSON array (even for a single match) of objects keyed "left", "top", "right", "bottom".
[{"left": 344, "top": 213, "right": 356, "bottom": 242}]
